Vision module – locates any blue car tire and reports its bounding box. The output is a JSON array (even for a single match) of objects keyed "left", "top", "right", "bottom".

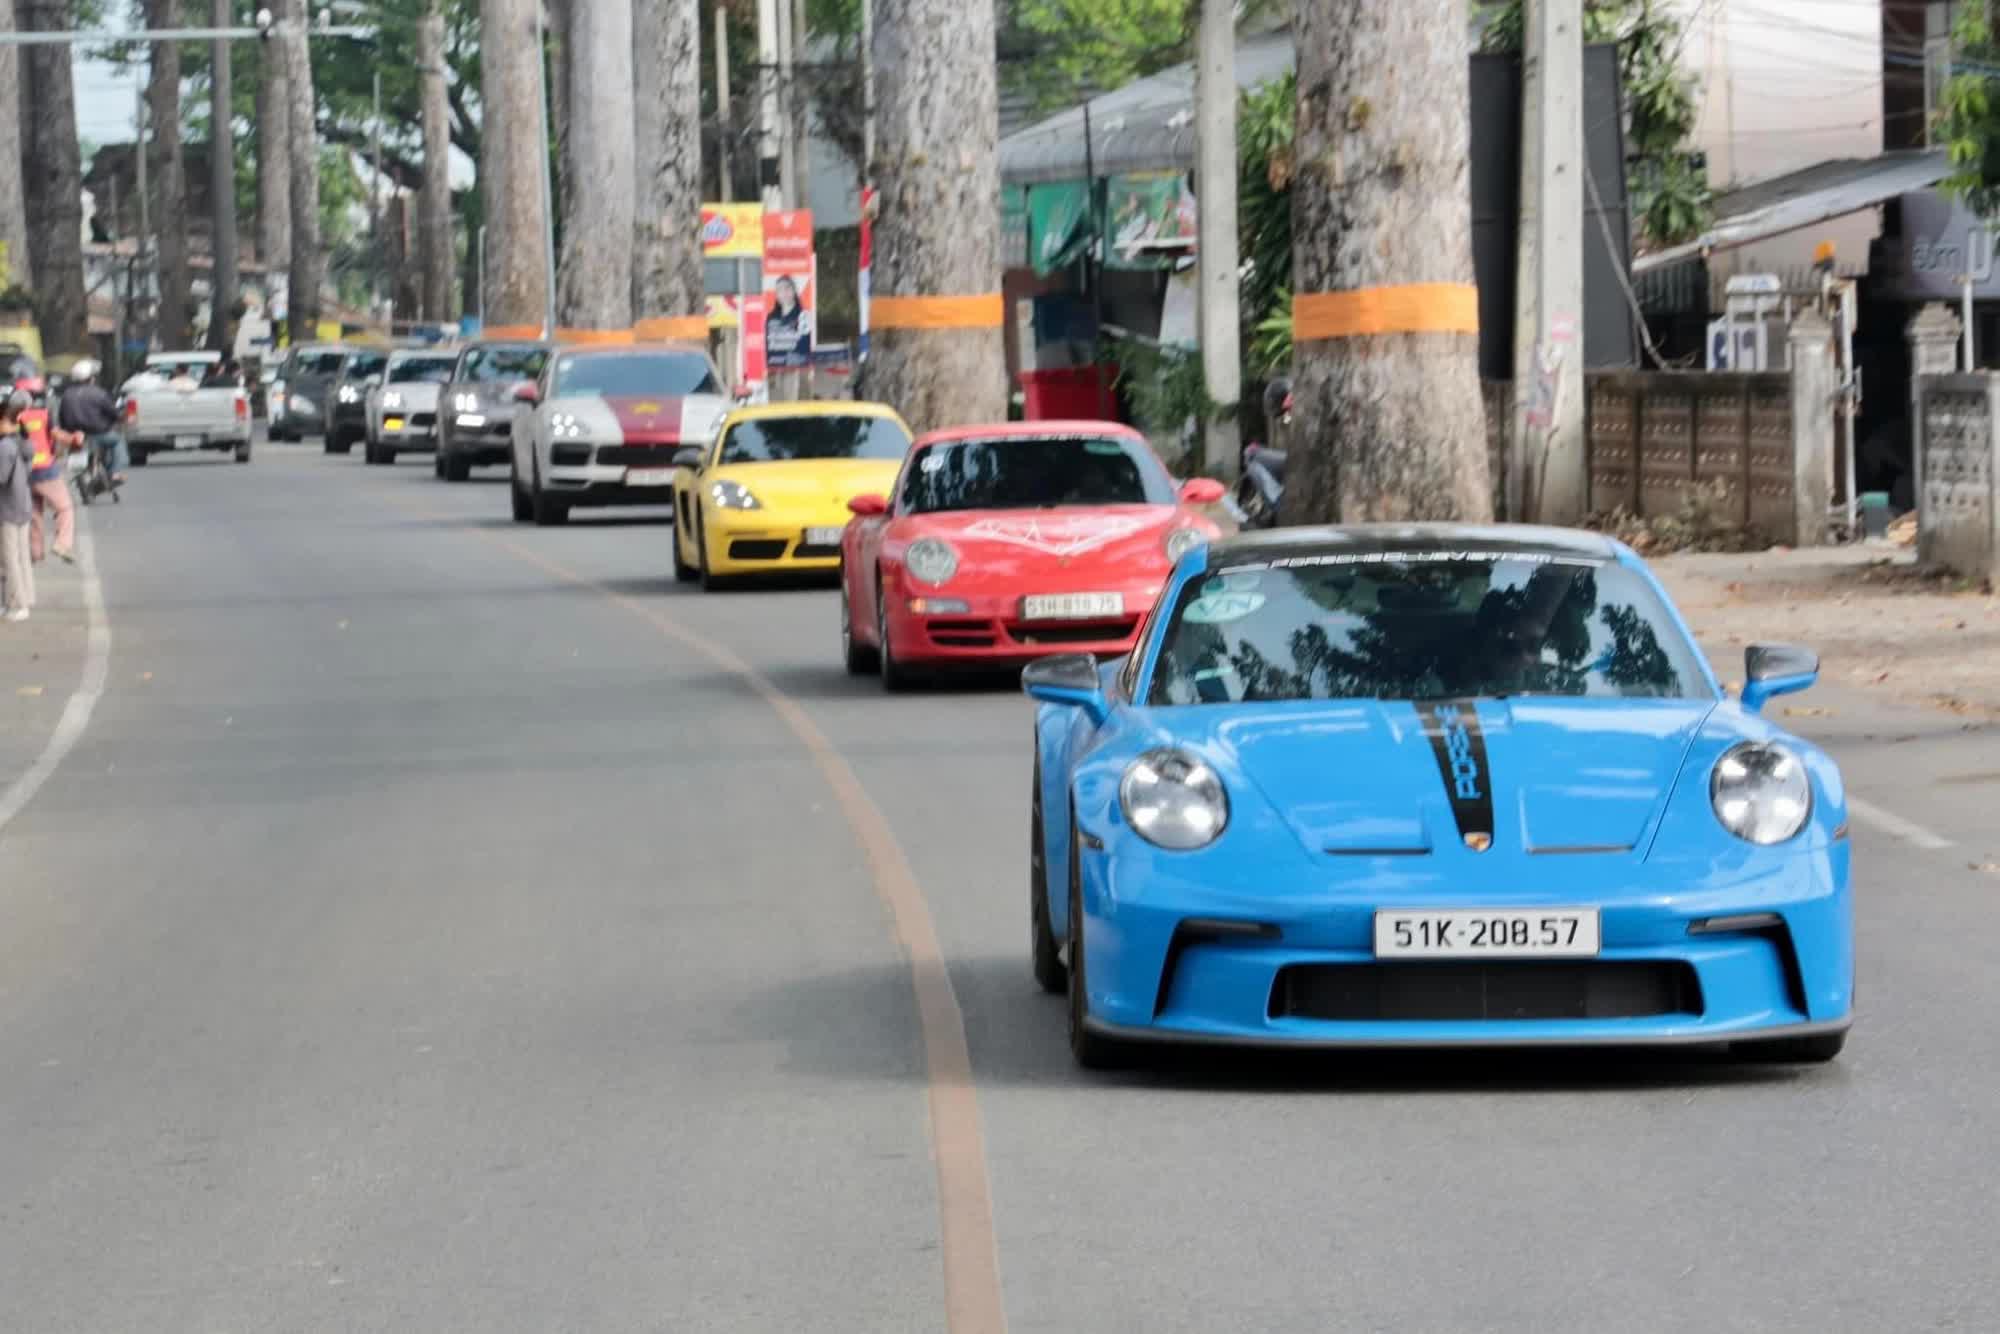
[{"left": 1030, "top": 759, "right": 1066, "bottom": 994}]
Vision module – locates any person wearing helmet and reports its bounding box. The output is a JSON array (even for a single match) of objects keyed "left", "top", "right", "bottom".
[
  {"left": 1, "top": 390, "right": 37, "bottom": 621},
  {"left": 23, "top": 387, "right": 79, "bottom": 564},
  {"left": 57, "top": 357, "right": 128, "bottom": 483}
]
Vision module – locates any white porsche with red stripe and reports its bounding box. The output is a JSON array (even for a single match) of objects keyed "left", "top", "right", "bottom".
[{"left": 509, "top": 344, "right": 732, "bottom": 527}]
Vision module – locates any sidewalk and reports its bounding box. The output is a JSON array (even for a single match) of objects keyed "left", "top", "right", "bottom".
[
  {"left": 1655, "top": 542, "right": 2000, "bottom": 718},
  {"left": 0, "top": 530, "right": 95, "bottom": 808}
]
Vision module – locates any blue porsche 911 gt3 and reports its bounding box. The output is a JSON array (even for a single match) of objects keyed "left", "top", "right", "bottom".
[{"left": 1023, "top": 524, "right": 1852, "bottom": 1068}]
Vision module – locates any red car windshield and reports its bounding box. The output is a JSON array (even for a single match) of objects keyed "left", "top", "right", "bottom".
[{"left": 897, "top": 434, "right": 1174, "bottom": 514}]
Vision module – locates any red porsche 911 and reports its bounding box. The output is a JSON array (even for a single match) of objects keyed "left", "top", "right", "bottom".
[{"left": 838, "top": 422, "right": 1225, "bottom": 688}]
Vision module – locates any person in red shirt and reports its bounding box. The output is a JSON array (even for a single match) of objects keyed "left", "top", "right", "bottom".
[{"left": 22, "top": 399, "right": 80, "bottom": 564}]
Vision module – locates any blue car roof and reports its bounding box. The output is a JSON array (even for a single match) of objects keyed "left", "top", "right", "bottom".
[{"left": 1204, "top": 523, "right": 1622, "bottom": 567}]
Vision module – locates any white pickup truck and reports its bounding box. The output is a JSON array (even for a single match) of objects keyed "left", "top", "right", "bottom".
[{"left": 119, "top": 351, "right": 253, "bottom": 465}]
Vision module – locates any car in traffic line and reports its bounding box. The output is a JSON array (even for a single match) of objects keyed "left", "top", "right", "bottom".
[
  {"left": 324, "top": 347, "right": 391, "bottom": 455},
  {"left": 436, "top": 340, "right": 550, "bottom": 481},
  {"left": 117, "top": 351, "right": 252, "bottom": 464},
  {"left": 1023, "top": 523, "right": 1853, "bottom": 1069},
  {"left": 670, "top": 400, "right": 911, "bottom": 589},
  {"left": 266, "top": 342, "right": 348, "bottom": 442},
  {"left": 837, "top": 422, "right": 1225, "bottom": 688},
  {"left": 363, "top": 348, "right": 458, "bottom": 465},
  {"left": 509, "top": 343, "right": 730, "bottom": 526}
]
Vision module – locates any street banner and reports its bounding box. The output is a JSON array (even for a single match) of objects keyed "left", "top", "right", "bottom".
[
  {"left": 702, "top": 203, "right": 764, "bottom": 331},
  {"left": 1104, "top": 172, "right": 1198, "bottom": 270},
  {"left": 1028, "top": 180, "right": 1094, "bottom": 276},
  {"left": 762, "top": 209, "right": 815, "bottom": 376},
  {"left": 859, "top": 187, "right": 875, "bottom": 360}
]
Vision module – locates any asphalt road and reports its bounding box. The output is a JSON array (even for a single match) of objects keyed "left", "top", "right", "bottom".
[{"left": 3, "top": 441, "right": 1997, "bottom": 1332}]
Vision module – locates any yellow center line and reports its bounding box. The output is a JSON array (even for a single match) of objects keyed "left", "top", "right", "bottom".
[{"left": 392, "top": 487, "right": 1009, "bottom": 1332}]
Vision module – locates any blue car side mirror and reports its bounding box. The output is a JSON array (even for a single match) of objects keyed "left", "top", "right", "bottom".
[
  {"left": 1022, "top": 653, "right": 1110, "bottom": 726},
  {"left": 1740, "top": 643, "right": 1819, "bottom": 714}
]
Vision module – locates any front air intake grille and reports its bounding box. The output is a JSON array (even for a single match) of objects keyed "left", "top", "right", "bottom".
[
  {"left": 550, "top": 444, "right": 592, "bottom": 467},
  {"left": 597, "top": 444, "right": 681, "bottom": 467},
  {"left": 1270, "top": 962, "right": 1703, "bottom": 1022},
  {"left": 727, "top": 539, "right": 788, "bottom": 561}
]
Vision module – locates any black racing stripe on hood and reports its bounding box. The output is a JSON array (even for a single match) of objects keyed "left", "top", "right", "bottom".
[{"left": 1418, "top": 700, "right": 1495, "bottom": 849}]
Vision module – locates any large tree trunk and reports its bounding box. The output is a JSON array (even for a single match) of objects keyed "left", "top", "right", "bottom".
[
  {"left": 207, "top": 0, "right": 239, "bottom": 353},
  {"left": 417, "top": 3, "right": 454, "bottom": 322},
  {"left": 1282, "top": 0, "right": 1491, "bottom": 524},
  {"left": 556, "top": 0, "right": 633, "bottom": 330},
  {"left": 254, "top": 16, "right": 291, "bottom": 309},
  {"left": 0, "top": 0, "right": 34, "bottom": 293},
  {"left": 631, "top": 0, "right": 704, "bottom": 335},
  {"left": 869, "top": 0, "right": 1005, "bottom": 432},
  {"left": 146, "top": 0, "right": 190, "bottom": 348},
  {"left": 283, "top": 0, "right": 323, "bottom": 343},
  {"left": 478, "top": 0, "right": 549, "bottom": 332},
  {"left": 18, "top": 0, "right": 84, "bottom": 353}
]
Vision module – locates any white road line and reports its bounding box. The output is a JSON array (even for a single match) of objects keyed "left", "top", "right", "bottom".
[
  {"left": 0, "top": 511, "right": 110, "bottom": 836},
  {"left": 1848, "top": 796, "right": 1954, "bottom": 851}
]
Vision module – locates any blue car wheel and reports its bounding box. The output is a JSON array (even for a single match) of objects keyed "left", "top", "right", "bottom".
[{"left": 1030, "top": 758, "right": 1066, "bottom": 994}]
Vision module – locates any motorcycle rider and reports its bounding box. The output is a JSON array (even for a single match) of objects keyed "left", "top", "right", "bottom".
[{"left": 57, "top": 358, "right": 129, "bottom": 484}]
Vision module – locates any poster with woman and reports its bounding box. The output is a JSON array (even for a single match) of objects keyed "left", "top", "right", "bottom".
[{"left": 762, "top": 211, "right": 816, "bottom": 374}]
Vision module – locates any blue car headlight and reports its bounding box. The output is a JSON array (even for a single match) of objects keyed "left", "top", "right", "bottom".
[
  {"left": 1710, "top": 742, "right": 1811, "bottom": 845},
  {"left": 1120, "top": 748, "right": 1229, "bottom": 850}
]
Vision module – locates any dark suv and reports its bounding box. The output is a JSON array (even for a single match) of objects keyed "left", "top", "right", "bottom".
[
  {"left": 435, "top": 340, "right": 550, "bottom": 482},
  {"left": 322, "top": 347, "right": 390, "bottom": 455},
  {"left": 268, "top": 343, "right": 348, "bottom": 441}
]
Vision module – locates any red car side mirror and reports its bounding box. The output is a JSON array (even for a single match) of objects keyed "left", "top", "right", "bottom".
[
  {"left": 511, "top": 381, "right": 540, "bottom": 404},
  {"left": 1179, "top": 477, "right": 1226, "bottom": 505},
  {"left": 847, "top": 493, "right": 889, "bottom": 517}
]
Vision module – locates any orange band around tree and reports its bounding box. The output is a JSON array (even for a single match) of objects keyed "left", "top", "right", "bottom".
[
  {"left": 1292, "top": 283, "right": 1480, "bottom": 341},
  {"left": 870, "top": 294, "right": 1005, "bottom": 331},
  {"left": 634, "top": 315, "right": 710, "bottom": 341},
  {"left": 481, "top": 323, "right": 545, "bottom": 341}
]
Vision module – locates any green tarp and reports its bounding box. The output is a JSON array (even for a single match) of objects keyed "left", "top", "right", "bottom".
[{"left": 1028, "top": 180, "right": 1095, "bottom": 276}]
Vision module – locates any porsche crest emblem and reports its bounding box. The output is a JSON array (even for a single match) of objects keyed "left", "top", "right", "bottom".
[
  {"left": 635, "top": 400, "right": 662, "bottom": 415},
  {"left": 1463, "top": 832, "right": 1493, "bottom": 852}
]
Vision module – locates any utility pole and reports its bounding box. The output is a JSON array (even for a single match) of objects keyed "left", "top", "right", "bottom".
[
  {"left": 715, "top": 2, "right": 734, "bottom": 201},
  {"left": 136, "top": 80, "right": 150, "bottom": 348},
  {"left": 533, "top": 0, "right": 558, "bottom": 336},
  {"left": 1509, "top": 0, "right": 1585, "bottom": 524},
  {"left": 859, "top": 0, "right": 874, "bottom": 178},
  {"left": 790, "top": 0, "right": 810, "bottom": 206},
  {"left": 371, "top": 69, "right": 383, "bottom": 322},
  {"left": 1195, "top": 0, "right": 1240, "bottom": 478},
  {"left": 209, "top": 0, "right": 239, "bottom": 354},
  {"left": 757, "top": 0, "right": 782, "bottom": 210},
  {"left": 775, "top": 0, "right": 797, "bottom": 207},
  {"left": 418, "top": 3, "right": 453, "bottom": 325}
]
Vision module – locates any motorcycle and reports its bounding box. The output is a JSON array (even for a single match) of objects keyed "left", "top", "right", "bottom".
[{"left": 1233, "top": 377, "right": 1292, "bottom": 530}]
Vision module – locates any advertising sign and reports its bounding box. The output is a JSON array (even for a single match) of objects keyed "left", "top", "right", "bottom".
[
  {"left": 1028, "top": 181, "right": 1094, "bottom": 276},
  {"left": 701, "top": 203, "right": 764, "bottom": 260},
  {"left": 762, "top": 209, "right": 815, "bottom": 375},
  {"left": 1104, "top": 172, "right": 1198, "bottom": 270}
]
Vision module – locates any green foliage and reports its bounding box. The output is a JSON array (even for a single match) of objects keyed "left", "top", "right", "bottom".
[
  {"left": 1476, "top": 0, "right": 1710, "bottom": 247},
  {"left": 1938, "top": 4, "right": 2000, "bottom": 217},
  {"left": 1007, "top": 0, "right": 1194, "bottom": 110},
  {"left": 1236, "top": 72, "right": 1294, "bottom": 382},
  {"left": 1107, "top": 334, "right": 1213, "bottom": 467}
]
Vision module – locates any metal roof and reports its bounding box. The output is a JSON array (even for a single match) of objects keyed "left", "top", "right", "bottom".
[
  {"left": 1632, "top": 149, "right": 1952, "bottom": 274},
  {"left": 999, "top": 29, "right": 1296, "bottom": 185}
]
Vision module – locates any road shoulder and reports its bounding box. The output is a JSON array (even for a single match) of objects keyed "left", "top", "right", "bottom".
[{"left": 0, "top": 515, "right": 107, "bottom": 833}]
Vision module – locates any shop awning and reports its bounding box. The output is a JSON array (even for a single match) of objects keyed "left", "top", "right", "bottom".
[
  {"left": 1632, "top": 149, "right": 1952, "bottom": 274},
  {"left": 999, "top": 29, "right": 1296, "bottom": 186}
]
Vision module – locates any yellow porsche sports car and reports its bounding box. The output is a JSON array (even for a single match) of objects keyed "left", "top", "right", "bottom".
[{"left": 671, "top": 401, "right": 912, "bottom": 588}]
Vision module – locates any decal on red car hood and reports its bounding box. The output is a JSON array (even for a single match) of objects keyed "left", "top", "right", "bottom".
[{"left": 948, "top": 512, "right": 1157, "bottom": 558}]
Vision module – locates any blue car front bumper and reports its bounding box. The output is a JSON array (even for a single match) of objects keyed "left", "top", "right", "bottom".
[{"left": 1074, "top": 840, "right": 1853, "bottom": 1049}]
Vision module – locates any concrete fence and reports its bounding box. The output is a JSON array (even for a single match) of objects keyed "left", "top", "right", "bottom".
[
  {"left": 1483, "top": 321, "right": 1836, "bottom": 546},
  {"left": 1907, "top": 303, "right": 2000, "bottom": 584}
]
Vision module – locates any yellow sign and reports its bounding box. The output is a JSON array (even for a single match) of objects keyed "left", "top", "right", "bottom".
[{"left": 701, "top": 203, "right": 763, "bottom": 260}]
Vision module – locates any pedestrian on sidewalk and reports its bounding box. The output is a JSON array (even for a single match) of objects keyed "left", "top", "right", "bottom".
[
  {"left": 57, "top": 358, "right": 129, "bottom": 483},
  {"left": 22, "top": 394, "right": 78, "bottom": 565},
  {"left": 0, "top": 392, "right": 37, "bottom": 622}
]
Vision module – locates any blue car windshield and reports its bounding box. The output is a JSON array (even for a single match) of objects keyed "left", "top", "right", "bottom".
[{"left": 1147, "top": 554, "right": 1713, "bottom": 705}]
